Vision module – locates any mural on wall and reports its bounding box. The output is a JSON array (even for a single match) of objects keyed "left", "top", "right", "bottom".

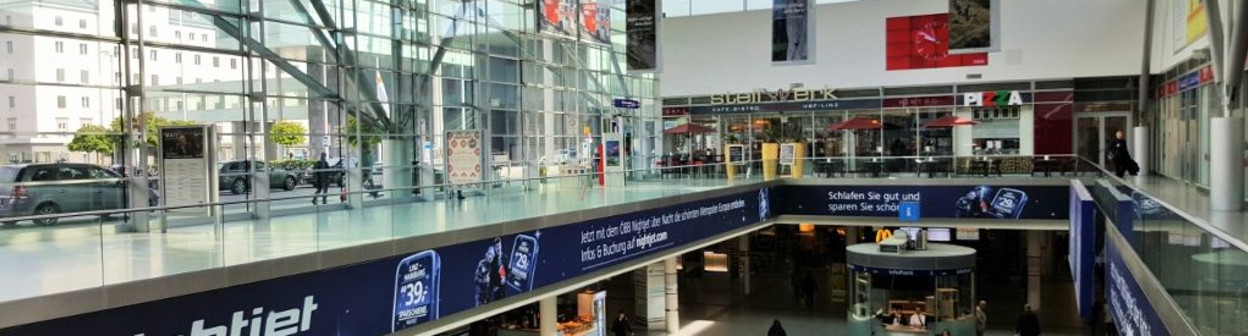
[
  {"left": 947, "top": 0, "right": 997, "bottom": 52},
  {"left": 885, "top": 14, "right": 988, "bottom": 71}
]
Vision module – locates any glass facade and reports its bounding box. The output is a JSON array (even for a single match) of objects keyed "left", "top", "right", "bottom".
[{"left": 0, "top": 0, "right": 660, "bottom": 218}]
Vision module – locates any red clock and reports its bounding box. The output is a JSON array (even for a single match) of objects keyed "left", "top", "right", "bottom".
[{"left": 914, "top": 22, "right": 949, "bottom": 61}]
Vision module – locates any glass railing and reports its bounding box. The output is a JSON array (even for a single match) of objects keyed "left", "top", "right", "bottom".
[
  {"left": 1077, "top": 157, "right": 1248, "bottom": 336},
  {"left": 0, "top": 154, "right": 1113, "bottom": 306},
  {"left": 794, "top": 154, "right": 1088, "bottom": 178},
  {"left": 0, "top": 161, "right": 764, "bottom": 304}
]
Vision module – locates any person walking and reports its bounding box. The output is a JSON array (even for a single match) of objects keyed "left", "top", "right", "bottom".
[
  {"left": 790, "top": 269, "right": 803, "bottom": 309},
  {"left": 1015, "top": 304, "right": 1042, "bottom": 336},
  {"left": 312, "top": 152, "right": 331, "bottom": 204},
  {"left": 1108, "top": 130, "right": 1138, "bottom": 177},
  {"left": 768, "top": 319, "right": 787, "bottom": 336},
  {"left": 975, "top": 300, "right": 988, "bottom": 336},
  {"left": 612, "top": 310, "right": 633, "bottom": 336},
  {"left": 801, "top": 271, "right": 817, "bottom": 313}
]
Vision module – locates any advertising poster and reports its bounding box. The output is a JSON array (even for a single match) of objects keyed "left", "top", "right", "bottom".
[
  {"left": 727, "top": 145, "right": 745, "bottom": 164},
  {"left": 446, "top": 131, "right": 482, "bottom": 186},
  {"left": 626, "top": 0, "right": 658, "bottom": 71},
  {"left": 772, "top": 0, "right": 812, "bottom": 63},
  {"left": 776, "top": 184, "right": 1069, "bottom": 220},
  {"left": 885, "top": 14, "right": 988, "bottom": 71},
  {"left": 0, "top": 190, "right": 769, "bottom": 336},
  {"left": 580, "top": 1, "right": 611, "bottom": 44},
  {"left": 159, "top": 126, "right": 211, "bottom": 211},
  {"left": 539, "top": 0, "right": 578, "bottom": 38},
  {"left": 1185, "top": 0, "right": 1207, "bottom": 45},
  {"left": 1106, "top": 241, "right": 1171, "bottom": 336},
  {"left": 779, "top": 143, "right": 796, "bottom": 165},
  {"left": 1068, "top": 181, "right": 1097, "bottom": 320},
  {"left": 947, "top": 0, "right": 996, "bottom": 52}
]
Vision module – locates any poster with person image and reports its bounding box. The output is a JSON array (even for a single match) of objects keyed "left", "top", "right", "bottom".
[
  {"left": 580, "top": 1, "right": 611, "bottom": 44},
  {"left": 772, "top": 0, "right": 812, "bottom": 63},
  {"left": 539, "top": 0, "right": 578, "bottom": 38},
  {"left": 626, "top": 0, "right": 658, "bottom": 71}
]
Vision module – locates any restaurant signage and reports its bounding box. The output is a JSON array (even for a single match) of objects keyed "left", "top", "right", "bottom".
[
  {"left": 883, "top": 95, "right": 955, "bottom": 108},
  {"left": 960, "top": 90, "right": 1028, "bottom": 107},
  {"left": 688, "top": 98, "right": 881, "bottom": 115},
  {"left": 710, "top": 88, "right": 839, "bottom": 105},
  {"left": 662, "top": 107, "right": 690, "bottom": 117}
]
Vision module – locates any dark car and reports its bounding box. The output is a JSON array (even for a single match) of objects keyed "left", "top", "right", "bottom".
[
  {"left": 0, "top": 163, "right": 158, "bottom": 226},
  {"left": 218, "top": 160, "right": 301, "bottom": 195}
]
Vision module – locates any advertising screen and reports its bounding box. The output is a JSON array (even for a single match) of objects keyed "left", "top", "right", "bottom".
[{"left": 886, "top": 14, "right": 988, "bottom": 71}]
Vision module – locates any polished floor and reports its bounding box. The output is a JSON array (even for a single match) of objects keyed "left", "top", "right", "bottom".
[
  {"left": 0, "top": 177, "right": 752, "bottom": 303},
  {"left": 602, "top": 271, "right": 1084, "bottom": 336}
]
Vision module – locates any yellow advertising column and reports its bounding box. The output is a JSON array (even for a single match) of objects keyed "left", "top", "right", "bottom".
[
  {"left": 724, "top": 144, "right": 737, "bottom": 181},
  {"left": 762, "top": 143, "right": 780, "bottom": 180},
  {"left": 788, "top": 142, "right": 806, "bottom": 179}
]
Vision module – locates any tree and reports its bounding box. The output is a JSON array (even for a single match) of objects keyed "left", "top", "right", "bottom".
[
  {"left": 107, "top": 113, "right": 194, "bottom": 150},
  {"left": 66, "top": 124, "right": 116, "bottom": 159},
  {"left": 346, "top": 114, "right": 385, "bottom": 169},
  {"left": 270, "top": 120, "right": 306, "bottom": 147},
  {"left": 68, "top": 113, "right": 195, "bottom": 157}
]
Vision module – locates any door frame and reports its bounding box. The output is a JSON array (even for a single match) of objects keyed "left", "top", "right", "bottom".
[{"left": 1073, "top": 112, "right": 1132, "bottom": 168}]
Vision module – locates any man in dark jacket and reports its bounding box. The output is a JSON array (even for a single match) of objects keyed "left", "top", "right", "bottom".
[
  {"left": 1109, "top": 130, "right": 1138, "bottom": 177},
  {"left": 768, "top": 319, "right": 787, "bottom": 336},
  {"left": 1016, "top": 304, "right": 1041, "bottom": 336},
  {"left": 312, "top": 152, "right": 330, "bottom": 204},
  {"left": 612, "top": 311, "right": 633, "bottom": 336}
]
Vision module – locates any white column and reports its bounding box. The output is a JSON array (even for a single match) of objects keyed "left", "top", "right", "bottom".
[
  {"left": 739, "top": 235, "right": 751, "bottom": 294},
  {"left": 1133, "top": 126, "right": 1149, "bottom": 184},
  {"left": 665, "top": 257, "right": 680, "bottom": 334},
  {"left": 540, "top": 296, "right": 558, "bottom": 336},
  {"left": 634, "top": 262, "right": 666, "bottom": 330},
  {"left": 1211, "top": 118, "right": 1244, "bottom": 211},
  {"left": 1026, "top": 231, "right": 1042, "bottom": 311}
]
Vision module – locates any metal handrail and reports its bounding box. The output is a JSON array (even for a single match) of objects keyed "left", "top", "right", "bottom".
[{"left": 0, "top": 160, "right": 759, "bottom": 223}]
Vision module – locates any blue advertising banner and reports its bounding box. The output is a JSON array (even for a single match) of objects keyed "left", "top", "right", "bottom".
[
  {"left": 1106, "top": 239, "right": 1170, "bottom": 336},
  {"left": 777, "top": 184, "right": 1069, "bottom": 220},
  {"left": 0, "top": 189, "right": 772, "bottom": 336},
  {"left": 1068, "top": 180, "right": 1096, "bottom": 320}
]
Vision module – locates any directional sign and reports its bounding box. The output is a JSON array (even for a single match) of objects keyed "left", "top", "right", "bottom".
[
  {"left": 613, "top": 98, "right": 641, "bottom": 109},
  {"left": 899, "top": 201, "right": 920, "bottom": 222}
]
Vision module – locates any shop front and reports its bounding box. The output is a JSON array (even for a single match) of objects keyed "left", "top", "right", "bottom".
[{"left": 661, "top": 82, "right": 1073, "bottom": 175}]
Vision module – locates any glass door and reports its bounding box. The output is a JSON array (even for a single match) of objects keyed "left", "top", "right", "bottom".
[{"left": 1074, "top": 113, "right": 1132, "bottom": 169}]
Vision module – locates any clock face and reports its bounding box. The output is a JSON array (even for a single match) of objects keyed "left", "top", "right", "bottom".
[{"left": 914, "top": 22, "right": 949, "bottom": 61}]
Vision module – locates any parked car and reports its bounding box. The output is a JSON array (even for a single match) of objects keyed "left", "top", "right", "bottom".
[
  {"left": 0, "top": 163, "right": 159, "bottom": 226},
  {"left": 217, "top": 160, "right": 300, "bottom": 195}
]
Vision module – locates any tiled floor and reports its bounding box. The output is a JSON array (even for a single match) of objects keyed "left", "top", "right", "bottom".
[{"left": 0, "top": 178, "right": 751, "bottom": 303}]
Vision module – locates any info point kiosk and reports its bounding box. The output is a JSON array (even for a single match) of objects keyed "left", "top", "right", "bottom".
[
  {"left": 601, "top": 133, "right": 625, "bottom": 187},
  {"left": 847, "top": 230, "right": 977, "bottom": 336}
]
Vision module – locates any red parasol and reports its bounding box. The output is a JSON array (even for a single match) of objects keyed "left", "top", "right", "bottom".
[
  {"left": 663, "top": 123, "right": 716, "bottom": 134},
  {"left": 922, "top": 115, "right": 980, "bottom": 128}
]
